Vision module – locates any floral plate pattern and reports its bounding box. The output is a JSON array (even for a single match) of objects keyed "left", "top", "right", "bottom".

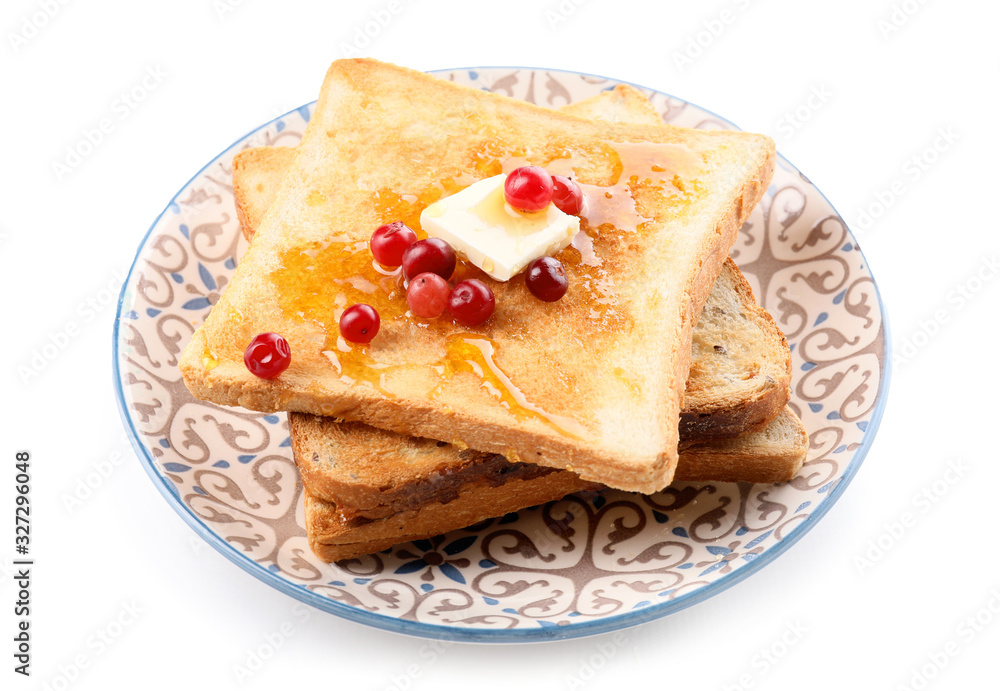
[{"left": 113, "top": 67, "right": 889, "bottom": 642}]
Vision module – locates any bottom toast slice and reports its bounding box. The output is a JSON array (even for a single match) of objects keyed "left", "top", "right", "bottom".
[{"left": 296, "top": 407, "right": 808, "bottom": 562}]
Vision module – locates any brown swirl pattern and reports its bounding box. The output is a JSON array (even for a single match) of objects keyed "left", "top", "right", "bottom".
[{"left": 115, "top": 68, "right": 887, "bottom": 636}]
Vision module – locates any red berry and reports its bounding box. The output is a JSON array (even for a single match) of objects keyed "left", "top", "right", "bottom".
[
  {"left": 339, "top": 304, "right": 380, "bottom": 344},
  {"left": 504, "top": 166, "right": 554, "bottom": 212},
  {"left": 370, "top": 221, "right": 417, "bottom": 267},
  {"left": 243, "top": 332, "right": 291, "bottom": 379},
  {"left": 551, "top": 175, "right": 584, "bottom": 215},
  {"left": 402, "top": 238, "right": 456, "bottom": 280},
  {"left": 407, "top": 272, "right": 450, "bottom": 319},
  {"left": 526, "top": 256, "right": 569, "bottom": 302},
  {"left": 449, "top": 279, "right": 495, "bottom": 326}
]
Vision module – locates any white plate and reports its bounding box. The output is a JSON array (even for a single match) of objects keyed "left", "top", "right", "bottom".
[{"left": 114, "top": 67, "right": 890, "bottom": 642}]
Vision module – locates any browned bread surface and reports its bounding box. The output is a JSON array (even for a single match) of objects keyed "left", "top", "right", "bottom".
[
  {"left": 291, "top": 414, "right": 595, "bottom": 523},
  {"left": 293, "top": 404, "right": 806, "bottom": 514},
  {"left": 232, "top": 146, "right": 295, "bottom": 235},
  {"left": 303, "top": 470, "right": 595, "bottom": 563},
  {"left": 560, "top": 87, "right": 790, "bottom": 438},
  {"left": 672, "top": 406, "right": 808, "bottom": 483},
  {"left": 301, "top": 406, "right": 807, "bottom": 562},
  {"left": 558, "top": 82, "right": 665, "bottom": 123},
  {"left": 231, "top": 84, "right": 788, "bottom": 445},
  {"left": 180, "top": 60, "right": 776, "bottom": 492},
  {"left": 682, "top": 262, "right": 791, "bottom": 438}
]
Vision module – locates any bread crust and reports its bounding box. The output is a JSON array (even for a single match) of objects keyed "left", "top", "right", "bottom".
[
  {"left": 301, "top": 407, "right": 807, "bottom": 562},
  {"left": 304, "top": 468, "right": 595, "bottom": 562},
  {"left": 293, "top": 407, "right": 806, "bottom": 524},
  {"left": 680, "top": 259, "right": 792, "bottom": 439},
  {"left": 290, "top": 418, "right": 565, "bottom": 521},
  {"left": 232, "top": 146, "right": 296, "bottom": 239}
]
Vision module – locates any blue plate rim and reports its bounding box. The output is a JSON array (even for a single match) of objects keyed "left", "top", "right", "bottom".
[{"left": 112, "top": 65, "right": 891, "bottom": 643}]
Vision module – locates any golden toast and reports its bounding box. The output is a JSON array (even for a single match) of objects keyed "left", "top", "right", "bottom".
[
  {"left": 232, "top": 90, "right": 791, "bottom": 441},
  {"left": 180, "top": 59, "right": 776, "bottom": 493}
]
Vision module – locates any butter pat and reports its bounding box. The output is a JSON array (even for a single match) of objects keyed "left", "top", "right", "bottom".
[{"left": 420, "top": 174, "right": 579, "bottom": 281}]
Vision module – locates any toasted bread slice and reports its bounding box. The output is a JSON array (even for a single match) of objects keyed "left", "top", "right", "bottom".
[
  {"left": 559, "top": 88, "right": 790, "bottom": 438},
  {"left": 682, "top": 262, "right": 790, "bottom": 438},
  {"left": 293, "top": 406, "right": 807, "bottom": 523},
  {"left": 180, "top": 59, "right": 775, "bottom": 492},
  {"left": 299, "top": 407, "right": 808, "bottom": 562},
  {"left": 557, "top": 81, "right": 665, "bottom": 124},
  {"left": 302, "top": 476, "right": 590, "bottom": 564},
  {"left": 231, "top": 88, "right": 791, "bottom": 441},
  {"left": 232, "top": 146, "right": 295, "bottom": 235}
]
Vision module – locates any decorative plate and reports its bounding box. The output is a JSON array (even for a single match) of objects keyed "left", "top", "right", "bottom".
[{"left": 113, "top": 67, "right": 889, "bottom": 642}]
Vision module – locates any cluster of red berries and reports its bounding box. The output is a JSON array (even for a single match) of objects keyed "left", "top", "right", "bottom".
[
  {"left": 243, "top": 166, "right": 583, "bottom": 378},
  {"left": 367, "top": 222, "right": 494, "bottom": 329},
  {"left": 505, "top": 165, "right": 583, "bottom": 216}
]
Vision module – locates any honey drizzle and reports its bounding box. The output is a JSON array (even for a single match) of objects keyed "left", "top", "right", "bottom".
[
  {"left": 323, "top": 340, "right": 399, "bottom": 391},
  {"left": 547, "top": 141, "right": 702, "bottom": 231},
  {"left": 306, "top": 189, "right": 327, "bottom": 206},
  {"left": 372, "top": 173, "right": 480, "bottom": 236},
  {"left": 570, "top": 230, "right": 600, "bottom": 266},
  {"left": 553, "top": 141, "right": 703, "bottom": 328},
  {"left": 273, "top": 238, "right": 407, "bottom": 350},
  {"left": 437, "top": 334, "right": 588, "bottom": 440},
  {"left": 202, "top": 348, "right": 219, "bottom": 371},
  {"left": 324, "top": 334, "right": 588, "bottom": 440},
  {"left": 269, "top": 138, "right": 705, "bottom": 437}
]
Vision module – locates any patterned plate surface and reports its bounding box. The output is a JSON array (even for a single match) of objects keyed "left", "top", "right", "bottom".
[{"left": 114, "top": 67, "right": 889, "bottom": 642}]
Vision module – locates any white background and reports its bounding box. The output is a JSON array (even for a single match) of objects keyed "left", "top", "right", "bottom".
[{"left": 2, "top": 0, "right": 999, "bottom": 689}]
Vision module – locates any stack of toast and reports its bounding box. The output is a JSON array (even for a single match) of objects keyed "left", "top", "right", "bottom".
[{"left": 179, "top": 59, "right": 806, "bottom": 562}]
